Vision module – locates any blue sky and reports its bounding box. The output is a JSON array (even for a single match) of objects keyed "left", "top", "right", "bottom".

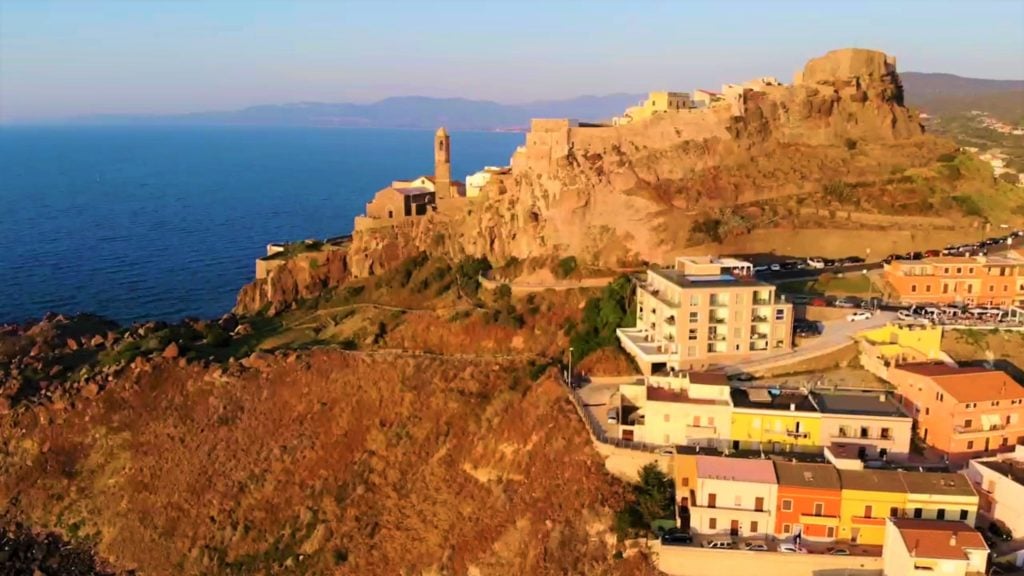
[{"left": 1, "top": 0, "right": 1023, "bottom": 122}]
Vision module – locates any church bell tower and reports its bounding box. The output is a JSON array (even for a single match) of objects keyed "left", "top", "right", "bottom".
[{"left": 434, "top": 126, "right": 452, "bottom": 198}]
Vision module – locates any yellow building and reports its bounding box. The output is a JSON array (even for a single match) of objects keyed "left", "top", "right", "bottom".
[
  {"left": 615, "top": 91, "right": 693, "bottom": 125},
  {"left": 838, "top": 469, "right": 908, "bottom": 545},
  {"left": 858, "top": 322, "right": 947, "bottom": 381},
  {"left": 900, "top": 472, "right": 978, "bottom": 525},
  {"left": 729, "top": 388, "right": 822, "bottom": 453}
]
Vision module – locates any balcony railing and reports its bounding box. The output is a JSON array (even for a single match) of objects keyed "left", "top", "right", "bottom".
[
  {"left": 710, "top": 317, "right": 728, "bottom": 324},
  {"left": 751, "top": 316, "right": 769, "bottom": 323},
  {"left": 751, "top": 333, "right": 769, "bottom": 340},
  {"left": 786, "top": 429, "right": 809, "bottom": 439},
  {"left": 954, "top": 423, "right": 1006, "bottom": 435},
  {"left": 709, "top": 332, "right": 726, "bottom": 341},
  {"left": 753, "top": 298, "right": 771, "bottom": 306},
  {"left": 709, "top": 299, "right": 728, "bottom": 307}
]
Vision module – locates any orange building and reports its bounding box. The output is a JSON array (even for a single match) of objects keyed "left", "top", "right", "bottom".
[
  {"left": 882, "top": 252, "right": 1024, "bottom": 307},
  {"left": 773, "top": 462, "right": 842, "bottom": 541},
  {"left": 889, "top": 363, "right": 1024, "bottom": 464}
]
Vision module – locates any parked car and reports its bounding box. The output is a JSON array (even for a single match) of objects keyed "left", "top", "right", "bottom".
[
  {"left": 847, "top": 310, "right": 874, "bottom": 322},
  {"left": 661, "top": 530, "right": 693, "bottom": 546},
  {"left": 897, "top": 310, "right": 917, "bottom": 321},
  {"left": 834, "top": 297, "right": 857, "bottom": 308},
  {"left": 988, "top": 522, "right": 1013, "bottom": 542},
  {"left": 810, "top": 297, "right": 828, "bottom": 307},
  {"left": 656, "top": 447, "right": 676, "bottom": 457},
  {"left": 827, "top": 547, "right": 850, "bottom": 556},
  {"left": 753, "top": 265, "right": 769, "bottom": 273},
  {"left": 823, "top": 258, "right": 837, "bottom": 268},
  {"left": 806, "top": 257, "right": 825, "bottom": 269},
  {"left": 769, "top": 263, "right": 782, "bottom": 272},
  {"left": 778, "top": 544, "right": 807, "bottom": 553},
  {"left": 703, "top": 540, "right": 734, "bottom": 549},
  {"left": 789, "top": 295, "right": 810, "bottom": 305},
  {"left": 841, "top": 256, "right": 865, "bottom": 265},
  {"left": 742, "top": 541, "right": 768, "bottom": 551},
  {"left": 924, "top": 249, "right": 942, "bottom": 257}
]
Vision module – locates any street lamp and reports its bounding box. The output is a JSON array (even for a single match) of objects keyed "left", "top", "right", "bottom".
[{"left": 863, "top": 269, "right": 873, "bottom": 310}]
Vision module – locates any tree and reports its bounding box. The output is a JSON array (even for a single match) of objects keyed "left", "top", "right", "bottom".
[{"left": 634, "top": 463, "right": 674, "bottom": 529}]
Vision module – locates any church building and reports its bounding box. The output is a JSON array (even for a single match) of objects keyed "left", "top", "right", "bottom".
[{"left": 363, "top": 127, "right": 464, "bottom": 221}]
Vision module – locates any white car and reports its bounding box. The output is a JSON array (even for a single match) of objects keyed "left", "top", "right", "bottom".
[
  {"left": 847, "top": 310, "right": 873, "bottom": 322},
  {"left": 806, "top": 258, "right": 825, "bottom": 269},
  {"left": 743, "top": 541, "right": 769, "bottom": 551},
  {"left": 778, "top": 544, "right": 807, "bottom": 553},
  {"left": 897, "top": 310, "right": 917, "bottom": 321},
  {"left": 753, "top": 265, "right": 769, "bottom": 273},
  {"left": 769, "top": 263, "right": 782, "bottom": 272},
  {"left": 828, "top": 548, "right": 850, "bottom": 556}
]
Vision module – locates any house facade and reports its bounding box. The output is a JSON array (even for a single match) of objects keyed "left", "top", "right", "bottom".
[
  {"left": 773, "top": 462, "right": 842, "bottom": 542},
  {"left": 883, "top": 253, "right": 1024, "bottom": 307},
  {"left": 838, "top": 469, "right": 908, "bottom": 545},
  {"left": 963, "top": 445, "right": 1024, "bottom": 538},
  {"left": 617, "top": 256, "right": 793, "bottom": 375},
  {"left": 882, "top": 519, "right": 988, "bottom": 576},
  {"left": 900, "top": 472, "right": 978, "bottom": 526},
  {"left": 689, "top": 455, "right": 777, "bottom": 540},
  {"left": 615, "top": 372, "right": 733, "bottom": 448},
  {"left": 730, "top": 389, "right": 822, "bottom": 453},
  {"left": 814, "top": 391, "right": 914, "bottom": 460},
  {"left": 889, "top": 363, "right": 1024, "bottom": 464}
]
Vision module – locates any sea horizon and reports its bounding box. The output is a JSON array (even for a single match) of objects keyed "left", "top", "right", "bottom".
[{"left": 0, "top": 125, "right": 522, "bottom": 325}]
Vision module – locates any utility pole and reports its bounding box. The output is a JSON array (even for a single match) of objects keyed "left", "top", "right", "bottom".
[{"left": 568, "top": 346, "right": 574, "bottom": 388}]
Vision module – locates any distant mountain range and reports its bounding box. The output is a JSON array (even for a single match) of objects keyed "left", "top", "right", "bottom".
[
  {"left": 68, "top": 94, "right": 646, "bottom": 131},
  {"left": 901, "top": 72, "right": 1024, "bottom": 122}
]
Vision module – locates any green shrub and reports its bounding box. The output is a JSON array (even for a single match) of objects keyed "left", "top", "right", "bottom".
[
  {"left": 823, "top": 180, "right": 855, "bottom": 204},
  {"left": 937, "top": 152, "right": 957, "bottom": 163},
  {"left": 569, "top": 275, "right": 635, "bottom": 361},
  {"left": 454, "top": 256, "right": 491, "bottom": 298},
  {"left": 204, "top": 326, "right": 230, "bottom": 348},
  {"left": 496, "top": 283, "right": 512, "bottom": 301},
  {"left": 951, "top": 195, "right": 984, "bottom": 217},
  {"left": 554, "top": 256, "right": 578, "bottom": 279}
]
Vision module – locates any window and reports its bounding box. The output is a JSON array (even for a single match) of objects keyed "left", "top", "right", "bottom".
[
  {"left": 755, "top": 497, "right": 764, "bottom": 512},
  {"left": 813, "top": 502, "right": 824, "bottom": 516},
  {"left": 664, "top": 414, "right": 670, "bottom": 423},
  {"left": 959, "top": 509, "right": 969, "bottom": 521},
  {"left": 693, "top": 416, "right": 701, "bottom": 426},
  {"left": 689, "top": 311, "right": 699, "bottom": 322},
  {"left": 1002, "top": 437, "right": 1009, "bottom": 447},
  {"left": 690, "top": 295, "right": 699, "bottom": 306},
  {"left": 708, "top": 518, "right": 717, "bottom": 530},
  {"left": 860, "top": 426, "right": 869, "bottom": 439},
  {"left": 687, "top": 346, "right": 697, "bottom": 357},
  {"left": 775, "top": 308, "right": 785, "bottom": 320},
  {"left": 826, "top": 526, "right": 836, "bottom": 539},
  {"left": 864, "top": 505, "right": 873, "bottom": 518},
  {"left": 733, "top": 327, "right": 741, "bottom": 338},
  {"left": 708, "top": 494, "right": 717, "bottom": 508},
  {"left": 688, "top": 328, "right": 698, "bottom": 341},
  {"left": 783, "top": 523, "right": 792, "bottom": 534},
  {"left": 881, "top": 428, "right": 891, "bottom": 440},
  {"left": 781, "top": 499, "right": 793, "bottom": 512},
  {"left": 937, "top": 509, "right": 946, "bottom": 520},
  {"left": 968, "top": 284, "right": 973, "bottom": 294},
  {"left": 838, "top": 426, "right": 850, "bottom": 437},
  {"left": 944, "top": 267, "right": 950, "bottom": 274},
  {"left": 913, "top": 508, "right": 922, "bottom": 519},
  {"left": 708, "top": 417, "right": 715, "bottom": 427},
  {"left": 890, "top": 507, "right": 899, "bottom": 518},
  {"left": 965, "top": 418, "right": 973, "bottom": 428},
  {"left": 681, "top": 477, "right": 689, "bottom": 487},
  {"left": 750, "top": 521, "right": 759, "bottom": 534},
  {"left": 734, "top": 495, "right": 742, "bottom": 507},
  {"left": 967, "top": 440, "right": 975, "bottom": 450},
  {"left": 925, "top": 407, "right": 930, "bottom": 416},
  {"left": 956, "top": 267, "right": 962, "bottom": 274},
  {"left": 911, "top": 284, "right": 918, "bottom": 293}
]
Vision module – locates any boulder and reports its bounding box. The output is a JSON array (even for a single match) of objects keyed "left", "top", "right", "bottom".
[
  {"left": 90, "top": 334, "right": 105, "bottom": 348},
  {"left": 66, "top": 338, "right": 79, "bottom": 351},
  {"left": 81, "top": 382, "right": 99, "bottom": 398},
  {"left": 218, "top": 313, "right": 239, "bottom": 333}
]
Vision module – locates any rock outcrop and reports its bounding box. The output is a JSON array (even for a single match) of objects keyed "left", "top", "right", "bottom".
[
  {"left": 339, "top": 48, "right": 936, "bottom": 276},
  {"left": 234, "top": 246, "right": 351, "bottom": 316}
]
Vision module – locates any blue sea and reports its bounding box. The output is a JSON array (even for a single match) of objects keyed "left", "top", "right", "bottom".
[{"left": 0, "top": 126, "right": 523, "bottom": 324}]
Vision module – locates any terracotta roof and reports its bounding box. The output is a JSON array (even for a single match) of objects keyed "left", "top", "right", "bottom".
[
  {"left": 774, "top": 462, "right": 840, "bottom": 490},
  {"left": 696, "top": 456, "right": 776, "bottom": 484},
  {"left": 896, "top": 364, "right": 1024, "bottom": 403},
  {"left": 688, "top": 371, "right": 729, "bottom": 386},
  {"left": 838, "top": 469, "right": 905, "bottom": 493},
  {"left": 898, "top": 471, "right": 977, "bottom": 497},
  {"left": 892, "top": 519, "right": 987, "bottom": 560},
  {"left": 646, "top": 387, "right": 726, "bottom": 406}
]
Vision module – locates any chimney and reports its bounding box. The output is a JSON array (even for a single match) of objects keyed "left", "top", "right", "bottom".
[{"left": 949, "top": 532, "right": 957, "bottom": 547}]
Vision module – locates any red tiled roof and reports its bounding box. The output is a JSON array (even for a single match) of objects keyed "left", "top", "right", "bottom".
[
  {"left": 896, "top": 364, "right": 1024, "bottom": 403},
  {"left": 688, "top": 371, "right": 729, "bottom": 386},
  {"left": 892, "top": 519, "right": 987, "bottom": 560}
]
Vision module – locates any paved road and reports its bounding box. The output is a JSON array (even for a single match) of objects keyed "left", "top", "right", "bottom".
[{"left": 723, "top": 311, "right": 896, "bottom": 375}]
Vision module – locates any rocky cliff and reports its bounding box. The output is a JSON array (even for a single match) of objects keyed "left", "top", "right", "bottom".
[{"left": 340, "top": 48, "right": 950, "bottom": 278}]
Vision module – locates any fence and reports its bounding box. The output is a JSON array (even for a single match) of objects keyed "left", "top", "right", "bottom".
[{"left": 560, "top": 371, "right": 667, "bottom": 454}]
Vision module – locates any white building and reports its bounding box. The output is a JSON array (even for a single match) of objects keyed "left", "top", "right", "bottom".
[
  {"left": 963, "top": 445, "right": 1024, "bottom": 538},
  {"left": 882, "top": 518, "right": 988, "bottom": 576},
  {"left": 464, "top": 166, "right": 509, "bottom": 198},
  {"left": 690, "top": 455, "right": 777, "bottom": 540},
  {"left": 615, "top": 372, "right": 734, "bottom": 448}
]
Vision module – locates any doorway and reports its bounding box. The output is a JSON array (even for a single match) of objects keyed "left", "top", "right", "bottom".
[{"left": 730, "top": 520, "right": 740, "bottom": 537}]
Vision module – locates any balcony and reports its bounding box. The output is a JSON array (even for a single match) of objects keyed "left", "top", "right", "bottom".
[
  {"left": 664, "top": 315, "right": 675, "bottom": 326},
  {"left": 751, "top": 333, "right": 769, "bottom": 340},
  {"left": 798, "top": 514, "right": 840, "bottom": 527},
  {"left": 640, "top": 285, "right": 680, "bottom": 308},
  {"left": 953, "top": 422, "right": 1007, "bottom": 436},
  {"left": 753, "top": 298, "right": 771, "bottom": 306},
  {"left": 786, "top": 429, "right": 809, "bottom": 439},
  {"left": 709, "top": 332, "right": 726, "bottom": 342},
  {"left": 616, "top": 328, "right": 676, "bottom": 362},
  {"left": 710, "top": 316, "right": 728, "bottom": 325},
  {"left": 751, "top": 316, "right": 769, "bottom": 323},
  {"left": 709, "top": 298, "right": 728, "bottom": 308}
]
